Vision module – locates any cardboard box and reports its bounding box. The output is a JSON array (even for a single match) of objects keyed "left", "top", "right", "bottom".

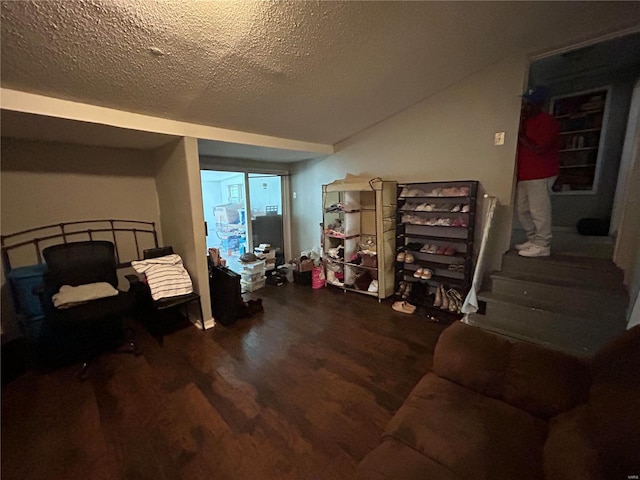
[{"left": 298, "top": 259, "right": 314, "bottom": 272}]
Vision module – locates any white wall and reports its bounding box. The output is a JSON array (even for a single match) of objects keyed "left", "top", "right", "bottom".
[
  {"left": 1, "top": 138, "right": 161, "bottom": 336},
  {"left": 292, "top": 55, "right": 527, "bottom": 273},
  {"left": 153, "top": 137, "right": 213, "bottom": 328}
]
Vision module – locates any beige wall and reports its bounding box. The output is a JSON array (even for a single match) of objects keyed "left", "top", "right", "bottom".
[
  {"left": 153, "top": 137, "right": 213, "bottom": 328},
  {"left": 1, "top": 138, "right": 161, "bottom": 336},
  {"left": 292, "top": 55, "right": 526, "bottom": 273}
]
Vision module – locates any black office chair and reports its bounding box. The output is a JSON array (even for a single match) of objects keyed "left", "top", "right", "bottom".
[
  {"left": 36, "top": 240, "right": 138, "bottom": 378},
  {"left": 126, "top": 246, "right": 204, "bottom": 334}
]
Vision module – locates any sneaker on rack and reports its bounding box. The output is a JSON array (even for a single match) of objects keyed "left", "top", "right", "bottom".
[
  {"left": 518, "top": 244, "right": 551, "bottom": 257},
  {"left": 514, "top": 240, "right": 535, "bottom": 251}
]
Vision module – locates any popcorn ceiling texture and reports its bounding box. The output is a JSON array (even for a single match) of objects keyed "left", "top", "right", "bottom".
[{"left": 2, "top": 1, "right": 639, "bottom": 144}]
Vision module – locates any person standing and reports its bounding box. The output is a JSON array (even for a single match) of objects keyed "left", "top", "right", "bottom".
[{"left": 515, "top": 85, "right": 560, "bottom": 257}]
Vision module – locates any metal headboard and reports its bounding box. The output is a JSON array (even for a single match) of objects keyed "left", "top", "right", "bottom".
[{"left": 1, "top": 219, "right": 159, "bottom": 273}]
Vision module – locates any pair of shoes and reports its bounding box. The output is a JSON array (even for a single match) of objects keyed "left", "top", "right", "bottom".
[
  {"left": 404, "top": 253, "right": 415, "bottom": 263},
  {"left": 433, "top": 285, "right": 444, "bottom": 307},
  {"left": 415, "top": 203, "right": 436, "bottom": 211},
  {"left": 413, "top": 267, "right": 433, "bottom": 280},
  {"left": 396, "top": 280, "right": 407, "bottom": 297},
  {"left": 447, "top": 263, "right": 465, "bottom": 272},
  {"left": 246, "top": 298, "right": 264, "bottom": 315},
  {"left": 392, "top": 301, "right": 416, "bottom": 314},
  {"left": 402, "top": 282, "right": 412, "bottom": 299},
  {"left": 446, "top": 289, "right": 463, "bottom": 313},
  {"left": 515, "top": 240, "right": 535, "bottom": 251},
  {"left": 518, "top": 244, "right": 551, "bottom": 257},
  {"left": 396, "top": 251, "right": 406, "bottom": 262},
  {"left": 451, "top": 218, "right": 467, "bottom": 227},
  {"left": 400, "top": 188, "right": 426, "bottom": 197},
  {"left": 420, "top": 244, "right": 438, "bottom": 254}
]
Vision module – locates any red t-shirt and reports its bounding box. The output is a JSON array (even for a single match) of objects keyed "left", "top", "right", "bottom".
[{"left": 517, "top": 111, "right": 560, "bottom": 181}]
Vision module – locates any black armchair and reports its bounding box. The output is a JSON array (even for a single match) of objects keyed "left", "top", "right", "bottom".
[
  {"left": 36, "top": 240, "right": 138, "bottom": 377},
  {"left": 126, "top": 246, "right": 204, "bottom": 331}
]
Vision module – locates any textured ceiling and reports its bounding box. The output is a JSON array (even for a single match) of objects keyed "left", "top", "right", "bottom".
[{"left": 2, "top": 1, "right": 640, "bottom": 145}]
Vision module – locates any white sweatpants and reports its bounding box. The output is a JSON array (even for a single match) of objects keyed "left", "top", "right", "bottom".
[{"left": 516, "top": 176, "right": 556, "bottom": 248}]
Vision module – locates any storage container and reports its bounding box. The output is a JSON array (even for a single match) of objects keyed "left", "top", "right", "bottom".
[
  {"left": 6, "top": 264, "right": 48, "bottom": 317},
  {"left": 241, "top": 270, "right": 265, "bottom": 283},
  {"left": 241, "top": 277, "right": 266, "bottom": 292},
  {"left": 240, "top": 260, "right": 266, "bottom": 274}
]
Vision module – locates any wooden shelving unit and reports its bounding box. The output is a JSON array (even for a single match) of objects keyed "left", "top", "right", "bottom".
[{"left": 550, "top": 87, "right": 610, "bottom": 195}]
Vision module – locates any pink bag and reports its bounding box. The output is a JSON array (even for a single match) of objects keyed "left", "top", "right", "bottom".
[{"left": 312, "top": 266, "right": 326, "bottom": 289}]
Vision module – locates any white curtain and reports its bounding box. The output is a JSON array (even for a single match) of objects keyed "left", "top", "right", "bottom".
[{"left": 462, "top": 195, "right": 498, "bottom": 315}]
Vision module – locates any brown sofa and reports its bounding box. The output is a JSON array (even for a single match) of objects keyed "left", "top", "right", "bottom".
[{"left": 357, "top": 321, "right": 640, "bottom": 480}]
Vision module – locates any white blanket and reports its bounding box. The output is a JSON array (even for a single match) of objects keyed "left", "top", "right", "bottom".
[
  {"left": 131, "top": 254, "right": 193, "bottom": 301},
  {"left": 53, "top": 282, "right": 119, "bottom": 309}
]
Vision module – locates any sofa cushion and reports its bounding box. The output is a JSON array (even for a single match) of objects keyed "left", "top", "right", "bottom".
[
  {"left": 356, "top": 437, "right": 460, "bottom": 480},
  {"left": 433, "top": 321, "right": 511, "bottom": 398},
  {"left": 383, "top": 373, "right": 546, "bottom": 480},
  {"left": 543, "top": 406, "right": 603, "bottom": 480},
  {"left": 502, "top": 341, "right": 591, "bottom": 419}
]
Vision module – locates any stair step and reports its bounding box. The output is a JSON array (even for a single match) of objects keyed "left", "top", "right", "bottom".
[
  {"left": 488, "top": 272, "right": 628, "bottom": 316},
  {"left": 477, "top": 290, "right": 626, "bottom": 321},
  {"left": 490, "top": 270, "right": 628, "bottom": 294},
  {"left": 501, "top": 251, "right": 623, "bottom": 286},
  {"left": 467, "top": 307, "right": 626, "bottom": 356}
]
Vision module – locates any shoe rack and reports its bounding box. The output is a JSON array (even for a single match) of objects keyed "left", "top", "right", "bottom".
[
  {"left": 394, "top": 181, "right": 478, "bottom": 321},
  {"left": 322, "top": 179, "right": 397, "bottom": 300}
]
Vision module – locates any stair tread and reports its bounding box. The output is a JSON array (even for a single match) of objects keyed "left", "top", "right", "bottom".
[
  {"left": 490, "top": 270, "right": 628, "bottom": 294},
  {"left": 504, "top": 250, "right": 621, "bottom": 272},
  {"left": 466, "top": 315, "right": 618, "bottom": 357},
  {"left": 477, "top": 290, "right": 626, "bottom": 320}
]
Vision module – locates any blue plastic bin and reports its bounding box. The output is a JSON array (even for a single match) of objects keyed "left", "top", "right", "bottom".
[{"left": 6, "top": 263, "right": 48, "bottom": 317}]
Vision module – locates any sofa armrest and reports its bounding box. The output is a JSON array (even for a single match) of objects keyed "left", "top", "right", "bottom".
[{"left": 433, "top": 322, "right": 591, "bottom": 418}]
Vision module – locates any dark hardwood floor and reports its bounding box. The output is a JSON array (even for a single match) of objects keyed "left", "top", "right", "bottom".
[{"left": 1, "top": 283, "right": 446, "bottom": 480}]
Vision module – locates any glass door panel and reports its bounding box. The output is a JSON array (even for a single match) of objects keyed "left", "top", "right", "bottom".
[
  {"left": 248, "top": 173, "right": 285, "bottom": 260},
  {"left": 200, "top": 170, "right": 248, "bottom": 273}
]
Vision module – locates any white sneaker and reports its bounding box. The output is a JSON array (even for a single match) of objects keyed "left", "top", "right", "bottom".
[
  {"left": 518, "top": 244, "right": 550, "bottom": 257},
  {"left": 515, "top": 240, "right": 535, "bottom": 251}
]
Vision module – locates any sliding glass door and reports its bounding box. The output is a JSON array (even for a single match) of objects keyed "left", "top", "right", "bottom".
[{"left": 201, "top": 169, "right": 287, "bottom": 274}]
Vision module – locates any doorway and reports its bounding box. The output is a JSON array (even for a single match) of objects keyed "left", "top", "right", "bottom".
[
  {"left": 200, "top": 169, "right": 287, "bottom": 273},
  {"left": 514, "top": 32, "right": 640, "bottom": 259}
]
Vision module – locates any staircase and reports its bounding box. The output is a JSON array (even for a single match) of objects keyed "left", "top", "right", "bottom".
[{"left": 467, "top": 250, "right": 629, "bottom": 357}]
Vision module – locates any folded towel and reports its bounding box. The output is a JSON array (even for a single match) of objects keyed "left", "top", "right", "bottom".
[{"left": 53, "top": 282, "right": 119, "bottom": 309}]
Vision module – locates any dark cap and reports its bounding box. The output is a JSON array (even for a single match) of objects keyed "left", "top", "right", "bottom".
[{"left": 522, "top": 85, "right": 550, "bottom": 104}]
